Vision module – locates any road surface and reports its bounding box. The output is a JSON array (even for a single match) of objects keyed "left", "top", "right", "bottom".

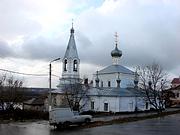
[{"left": 0, "top": 113, "right": 180, "bottom": 135}]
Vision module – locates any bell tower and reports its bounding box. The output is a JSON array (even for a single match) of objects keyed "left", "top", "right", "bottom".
[{"left": 60, "top": 23, "right": 80, "bottom": 85}]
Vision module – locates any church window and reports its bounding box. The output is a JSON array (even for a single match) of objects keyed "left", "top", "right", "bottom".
[
  {"left": 64, "top": 59, "right": 67, "bottom": 71},
  {"left": 145, "top": 102, "right": 148, "bottom": 109},
  {"left": 108, "top": 81, "right": 111, "bottom": 87},
  {"left": 73, "top": 60, "right": 78, "bottom": 72},
  {"left": 91, "top": 101, "right": 94, "bottom": 110},
  {"left": 129, "top": 102, "right": 133, "bottom": 111},
  {"left": 104, "top": 103, "right": 108, "bottom": 111},
  {"left": 101, "top": 81, "right": 103, "bottom": 87}
]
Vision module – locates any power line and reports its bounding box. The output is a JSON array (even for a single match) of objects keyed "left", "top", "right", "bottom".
[
  {"left": 0, "top": 68, "right": 48, "bottom": 76},
  {"left": 52, "top": 74, "right": 60, "bottom": 78}
]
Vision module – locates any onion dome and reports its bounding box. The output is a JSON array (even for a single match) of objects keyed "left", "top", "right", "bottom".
[{"left": 111, "top": 44, "right": 122, "bottom": 57}]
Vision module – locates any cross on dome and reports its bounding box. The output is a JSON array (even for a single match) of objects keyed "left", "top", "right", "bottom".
[
  {"left": 111, "top": 32, "right": 122, "bottom": 58},
  {"left": 115, "top": 32, "right": 118, "bottom": 47}
]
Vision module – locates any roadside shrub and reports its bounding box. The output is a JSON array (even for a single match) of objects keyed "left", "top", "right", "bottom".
[{"left": 0, "top": 109, "right": 49, "bottom": 120}]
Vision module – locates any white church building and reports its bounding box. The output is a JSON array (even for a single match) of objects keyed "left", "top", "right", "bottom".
[{"left": 52, "top": 26, "right": 151, "bottom": 113}]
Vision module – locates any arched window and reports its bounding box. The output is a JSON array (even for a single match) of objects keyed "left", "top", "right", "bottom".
[
  {"left": 64, "top": 59, "right": 67, "bottom": 71},
  {"left": 101, "top": 81, "right": 103, "bottom": 87},
  {"left": 108, "top": 81, "right": 111, "bottom": 87},
  {"left": 104, "top": 103, "right": 108, "bottom": 111},
  {"left": 91, "top": 101, "right": 94, "bottom": 110},
  {"left": 73, "top": 60, "right": 78, "bottom": 71},
  {"left": 145, "top": 102, "right": 149, "bottom": 110}
]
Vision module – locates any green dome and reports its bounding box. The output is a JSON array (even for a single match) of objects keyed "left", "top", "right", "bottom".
[{"left": 111, "top": 45, "right": 122, "bottom": 57}]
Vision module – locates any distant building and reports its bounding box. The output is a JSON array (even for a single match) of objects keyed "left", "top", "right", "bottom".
[
  {"left": 171, "top": 77, "right": 180, "bottom": 88},
  {"left": 22, "top": 87, "right": 50, "bottom": 112},
  {"left": 166, "top": 85, "right": 180, "bottom": 106},
  {"left": 23, "top": 95, "right": 48, "bottom": 112}
]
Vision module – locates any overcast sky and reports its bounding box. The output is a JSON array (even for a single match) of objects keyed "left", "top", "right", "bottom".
[{"left": 0, "top": 0, "right": 180, "bottom": 88}]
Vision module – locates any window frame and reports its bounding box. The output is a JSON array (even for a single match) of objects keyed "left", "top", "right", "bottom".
[
  {"left": 104, "top": 103, "right": 108, "bottom": 111},
  {"left": 73, "top": 60, "right": 78, "bottom": 72},
  {"left": 91, "top": 101, "right": 94, "bottom": 110},
  {"left": 101, "top": 81, "right": 103, "bottom": 87},
  {"left": 64, "top": 59, "right": 67, "bottom": 71},
  {"left": 108, "top": 81, "right": 111, "bottom": 87}
]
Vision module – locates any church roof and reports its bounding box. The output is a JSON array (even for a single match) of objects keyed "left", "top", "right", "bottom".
[
  {"left": 98, "top": 65, "right": 134, "bottom": 75},
  {"left": 51, "top": 87, "right": 146, "bottom": 97},
  {"left": 171, "top": 78, "right": 180, "bottom": 84},
  {"left": 51, "top": 89, "right": 64, "bottom": 94},
  {"left": 88, "top": 87, "right": 146, "bottom": 97},
  {"left": 63, "top": 27, "right": 79, "bottom": 59}
]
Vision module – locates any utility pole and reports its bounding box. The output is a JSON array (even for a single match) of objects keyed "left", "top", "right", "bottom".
[
  {"left": 49, "top": 63, "right": 52, "bottom": 111},
  {"left": 49, "top": 63, "right": 52, "bottom": 91},
  {"left": 49, "top": 58, "right": 60, "bottom": 111}
]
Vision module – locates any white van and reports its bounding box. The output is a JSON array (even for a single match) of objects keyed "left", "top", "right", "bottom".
[{"left": 49, "top": 108, "right": 92, "bottom": 128}]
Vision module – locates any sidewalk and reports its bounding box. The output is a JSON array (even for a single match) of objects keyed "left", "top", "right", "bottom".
[{"left": 92, "top": 108, "right": 180, "bottom": 122}]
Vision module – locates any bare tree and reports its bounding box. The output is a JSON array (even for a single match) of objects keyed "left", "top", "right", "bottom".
[
  {"left": 0, "top": 74, "right": 24, "bottom": 110},
  {"left": 137, "top": 63, "right": 168, "bottom": 113},
  {"left": 0, "top": 74, "right": 6, "bottom": 110},
  {"left": 163, "top": 90, "right": 175, "bottom": 107},
  {"left": 60, "top": 79, "right": 89, "bottom": 112}
]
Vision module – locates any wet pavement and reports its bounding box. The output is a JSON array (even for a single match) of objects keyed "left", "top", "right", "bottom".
[
  {"left": 1, "top": 113, "right": 180, "bottom": 135},
  {"left": 93, "top": 108, "right": 180, "bottom": 122}
]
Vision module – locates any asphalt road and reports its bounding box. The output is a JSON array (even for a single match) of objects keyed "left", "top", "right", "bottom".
[{"left": 1, "top": 113, "right": 180, "bottom": 135}]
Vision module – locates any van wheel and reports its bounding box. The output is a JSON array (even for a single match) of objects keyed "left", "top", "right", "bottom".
[
  {"left": 85, "top": 118, "right": 91, "bottom": 123},
  {"left": 63, "top": 121, "right": 71, "bottom": 128}
]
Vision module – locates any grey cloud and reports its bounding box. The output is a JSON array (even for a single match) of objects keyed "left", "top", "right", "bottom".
[
  {"left": 76, "top": 31, "right": 93, "bottom": 49},
  {"left": 19, "top": 36, "right": 66, "bottom": 61},
  {"left": 0, "top": 0, "right": 179, "bottom": 76},
  {"left": 18, "top": 31, "right": 94, "bottom": 61},
  {"left": 76, "top": 0, "right": 180, "bottom": 73},
  {"left": 0, "top": 40, "right": 14, "bottom": 58},
  {"left": 0, "top": 0, "right": 42, "bottom": 39},
  {"left": 77, "top": 34, "right": 113, "bottom": 66}
]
